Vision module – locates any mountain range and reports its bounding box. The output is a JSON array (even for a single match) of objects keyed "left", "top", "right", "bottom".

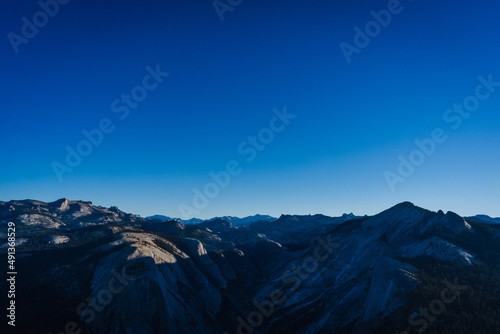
[
  {"left": 146, "top": 214, "right": 278, "bottom": 226},
  {"left": 467, "top": 214, "right": 500, "bottom": 224},
  {"left": 1, "top": 199, "right": 499, "bottom": 333}
]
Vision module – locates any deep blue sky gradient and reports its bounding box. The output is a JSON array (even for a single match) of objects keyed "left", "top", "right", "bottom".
[{"left": 1, "top": 0, "right": 500, "bottom": 218}]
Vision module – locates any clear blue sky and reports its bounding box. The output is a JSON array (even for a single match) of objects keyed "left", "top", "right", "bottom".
[{"left": 1, "top": 0, "right": 500, "bottom": 218}]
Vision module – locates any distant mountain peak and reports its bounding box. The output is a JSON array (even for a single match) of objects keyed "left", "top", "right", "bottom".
[
  {"left": 50, "top": 198, "right": 70, "bottom": 211},
  {"left": 382, "top": 201, "right": 426, "bottom": 215},
  {"left": 199, "top": 219, "right": 238, "bottom": 233},
  {"left": 394, "top": 201, "right": 417, "bottom": 208}
]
